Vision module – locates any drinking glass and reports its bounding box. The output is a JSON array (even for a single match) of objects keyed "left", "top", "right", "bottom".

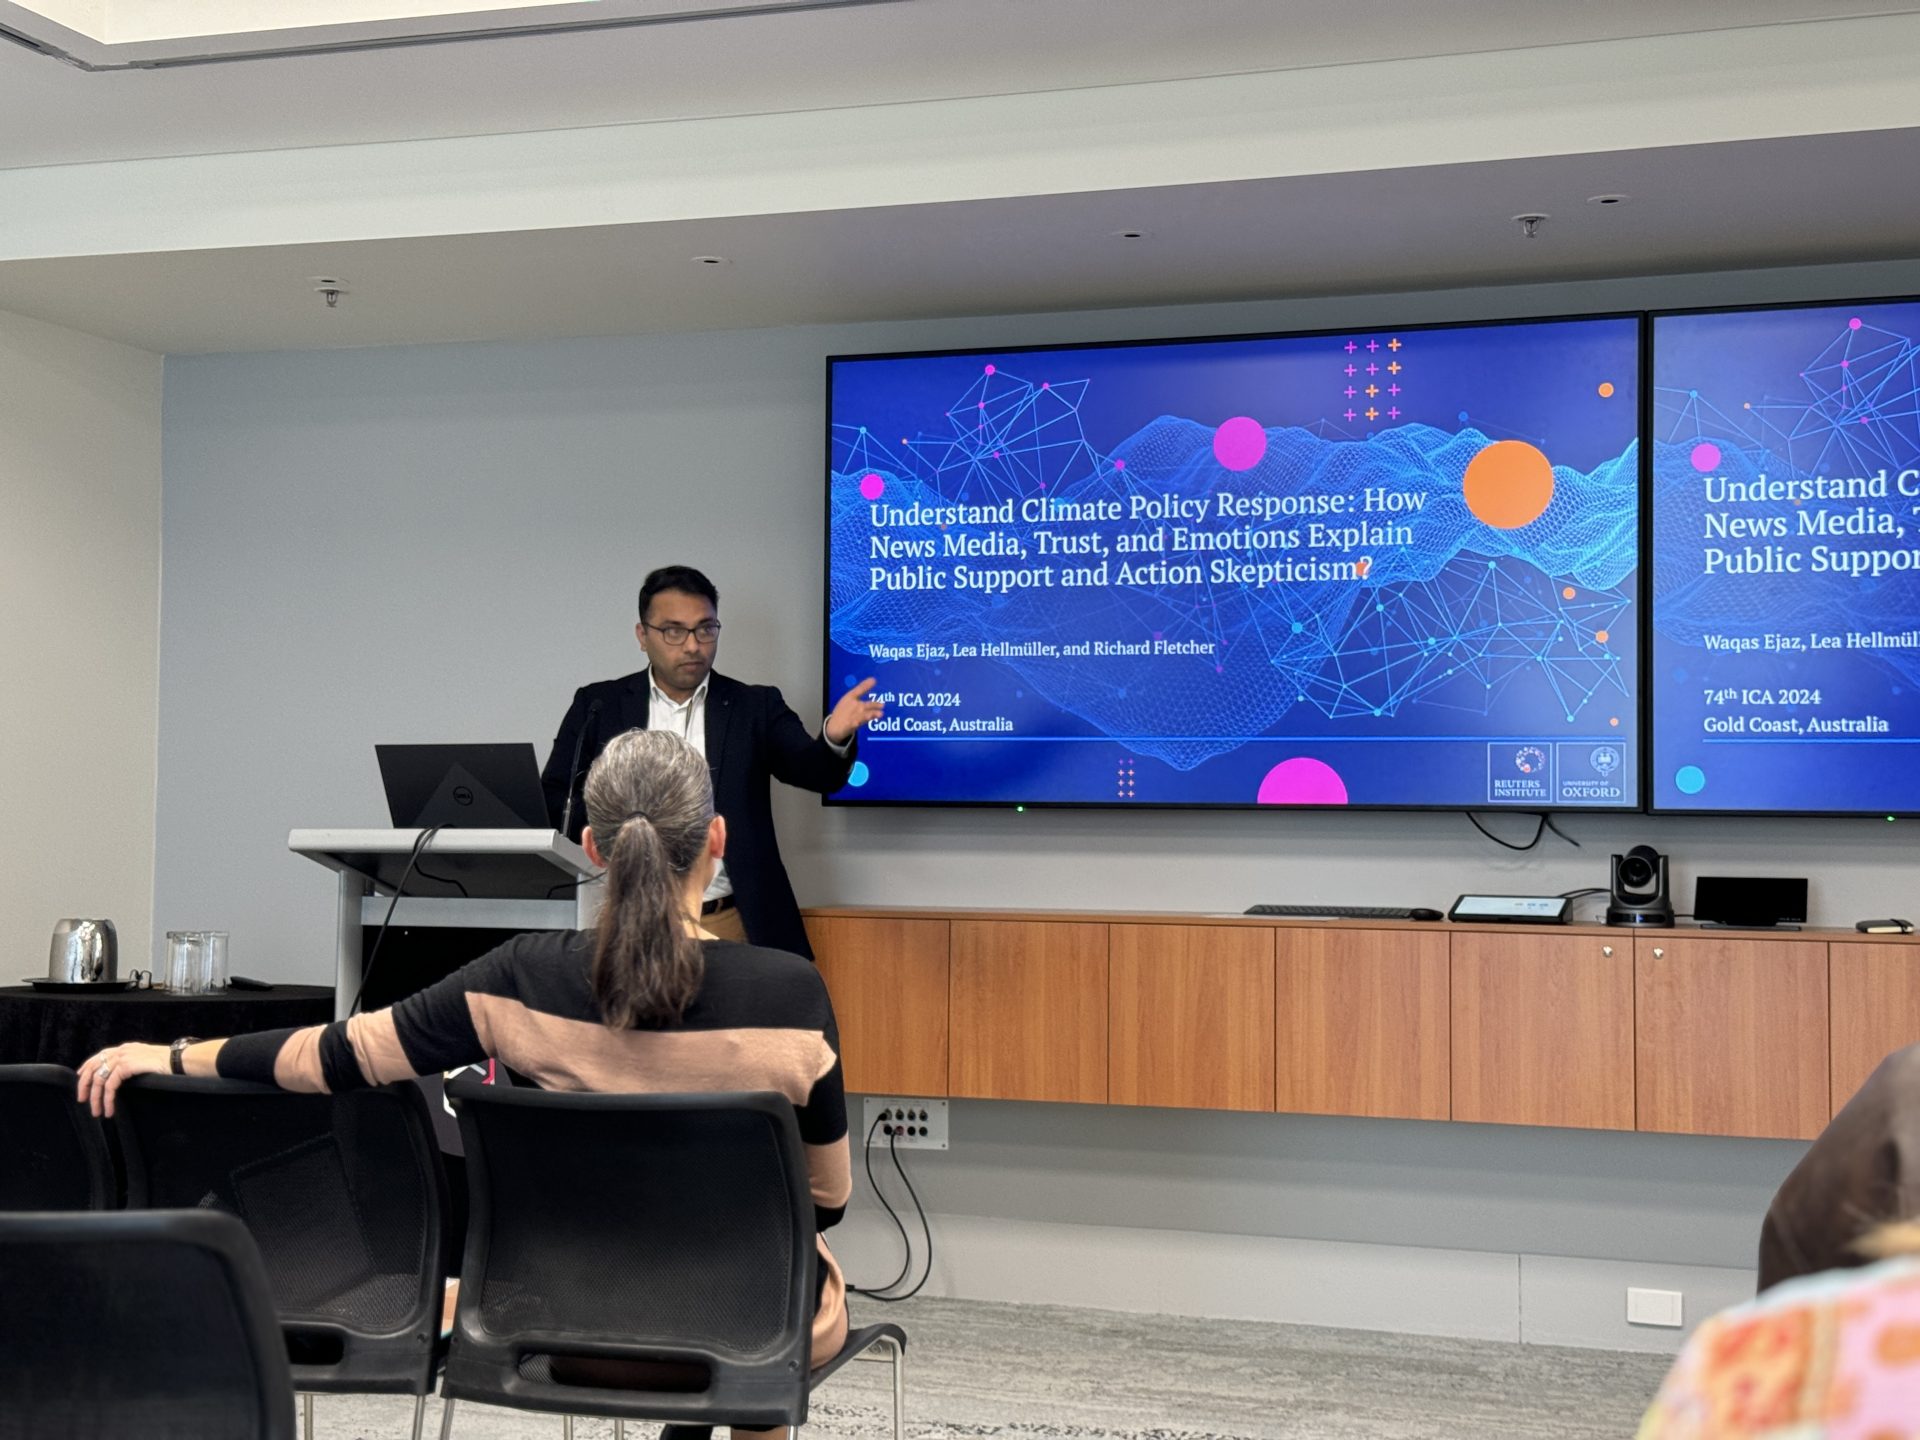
[{"left": 164, "top": 930, "right": 230, "bottom": 994}]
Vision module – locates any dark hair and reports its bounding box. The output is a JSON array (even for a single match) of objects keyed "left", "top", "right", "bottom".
[
  {"left": 638, "top": 565, "right": 719, "bottom": 620},
  {"left": 582, "top": 730, "right": 713, "bottom": 1027}
]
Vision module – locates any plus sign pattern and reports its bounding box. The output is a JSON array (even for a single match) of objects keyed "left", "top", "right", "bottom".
[
  {"left": 1341, "top": 334, "right": 1406, "bottom": 424},
  {"left": 834, "top": 362, "right": 1636, "bottom": 774}
]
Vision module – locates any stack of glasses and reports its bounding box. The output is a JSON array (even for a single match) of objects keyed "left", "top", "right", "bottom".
[{"left": 162, "top": 930, "right": 229, "bottom": 994}]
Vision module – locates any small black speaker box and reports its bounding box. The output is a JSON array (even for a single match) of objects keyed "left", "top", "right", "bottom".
[{"left": 1693, "top": 876, "right": 1808, "bottom": 929}]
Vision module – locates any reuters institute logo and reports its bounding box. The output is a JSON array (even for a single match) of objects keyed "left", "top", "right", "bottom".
[{"left": 1514, "top": 745, "right": 1548, "bottom": 776}]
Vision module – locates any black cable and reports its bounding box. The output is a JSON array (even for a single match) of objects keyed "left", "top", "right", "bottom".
[
  {"left": 1466, "top": 811, "right": 1580, "bottom": 852},
  {"left": 878, "top": 1126, "right": 934, "bottom": 1302},
  {"left": 1559, "top": 886, "right": 1609, "bottom": 899},
  {"left": 410, "top": 861, "right": 470, "bottom": 898},
  {"left": 1541, "top": 814, "right": 1581, "bottom": 848},
  {"left": 849, "top": 1116, "right": 935, "bottom": 1303},
  {"left": 544, "top": 872, "right": 604, "bottom": 900},
  {"left": 848, "top": 1111, "right": 914, "bottom": 1297},
  {"left": 1466, "top": 811, "right": 1547, "bottom": 851},
  {"left": 350, "top": 825, "right": 443, "bottom": 1015}
]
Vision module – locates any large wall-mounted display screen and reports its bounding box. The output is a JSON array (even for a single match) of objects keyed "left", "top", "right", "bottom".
[
  {"left": 826, "top": 315, "right": 1642, "bottom": 808},
  {"left": 1651, "top": 299, "right": 1920, "bottom": 814}
]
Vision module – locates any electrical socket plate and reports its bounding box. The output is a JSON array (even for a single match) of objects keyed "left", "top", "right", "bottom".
[
  {"left": 1626, "top": 1287, "right": 1684, "bottom": 1328},
  {"left": 862, "top": 1096, "right": 949, "bottom": 1151}
]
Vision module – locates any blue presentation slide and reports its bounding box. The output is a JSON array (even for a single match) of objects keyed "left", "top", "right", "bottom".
[
  {"left": 1653, "top": 299, "right": 1920, "bottom": 813},
  {"left": 827, "top": 316, "right": 1641, "bottom": 807}
]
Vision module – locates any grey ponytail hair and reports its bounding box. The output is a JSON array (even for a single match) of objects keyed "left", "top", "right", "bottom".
[{"left": 582, "top": 729, "right": 713, "bottom": 1027}]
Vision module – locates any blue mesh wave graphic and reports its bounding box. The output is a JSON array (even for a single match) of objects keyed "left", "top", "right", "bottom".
[{"left": 833, "top": 415, "right": 1637, "bottom": 770}]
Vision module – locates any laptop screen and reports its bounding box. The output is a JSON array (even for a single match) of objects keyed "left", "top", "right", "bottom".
[{"left": 376, "top": 743, "right": 551, "bottom": 830}]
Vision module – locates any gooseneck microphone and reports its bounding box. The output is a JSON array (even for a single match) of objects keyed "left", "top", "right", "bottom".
[{"left": 557, "top": 697, "right": 602, "bottom": 839}]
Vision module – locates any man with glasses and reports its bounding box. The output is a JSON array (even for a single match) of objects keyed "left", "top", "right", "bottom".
[{"left": 541, "top": 565, "right": 882, "bottom": 958}]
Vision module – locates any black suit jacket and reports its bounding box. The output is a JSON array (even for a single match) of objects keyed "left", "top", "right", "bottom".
[{"left": 540, "top": 669, "right": 854, "bottom": 960}]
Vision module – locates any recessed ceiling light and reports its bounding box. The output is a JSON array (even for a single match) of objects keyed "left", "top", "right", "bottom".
[
  {"left": 1588, "top": 194, "right": 1630, "bottom": 206},
  {"left": 1113, "top": 229, "right": 1149, "bottom": 241},
  {"left": 692, "top": 255, "right": 730, "bottom": 267},
  {"left": 1511, "top": 213, "right": 1548, "bottom": 239}
]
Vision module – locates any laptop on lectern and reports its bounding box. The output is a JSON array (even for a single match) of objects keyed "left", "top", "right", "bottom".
[{"left": 376, "top": 743, "right": 552, "bottom": 830}]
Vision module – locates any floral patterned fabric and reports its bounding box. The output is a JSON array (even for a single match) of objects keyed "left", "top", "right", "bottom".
[{"left": 1640, "top": 1257, "right": 1920, "bottom": 1438}]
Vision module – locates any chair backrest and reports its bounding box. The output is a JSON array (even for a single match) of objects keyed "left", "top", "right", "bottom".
[
  {"left": 444, "top": 1081, "right": 816, "bottom": 1429},
  {"left": 113, "top": 1075, "right": 448, "bottom": 1394},
  {"left": 0, "top": 1063, "right": 114, "bottom": 1211},
  {"left": 0, "top": 1208, "right": 296, "bottom": 1440}
]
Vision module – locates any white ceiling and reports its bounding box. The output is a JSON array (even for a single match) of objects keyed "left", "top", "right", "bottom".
[
  {"left": 4, "top": 0, "right": 1920, "bottom": 354},
  {"left": 2, "top": 0, "right": 1913, "bottom": 170},
  {"left": 5, "top": 131, "right": 1918, "bottom": 355},
  {"left": 0, "top": 0, "right": 863, "bottom": 65}
]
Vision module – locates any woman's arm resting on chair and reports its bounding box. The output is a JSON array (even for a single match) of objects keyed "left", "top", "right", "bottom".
[
  {"left": 77, "top": 1039, "right": 227, "bottom": 1117},
  {"left": 77, "top": 943, "right": 511, "bottom": 1116}
]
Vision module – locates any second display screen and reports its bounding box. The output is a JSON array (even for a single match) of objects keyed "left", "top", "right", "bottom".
[{"left": 1652, "top": 299, "right": 1920, "bottom": 813}]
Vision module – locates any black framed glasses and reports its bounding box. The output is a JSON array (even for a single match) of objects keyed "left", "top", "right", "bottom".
[{"left": 642, "top": 620, "right": 722, "bottom": 646}]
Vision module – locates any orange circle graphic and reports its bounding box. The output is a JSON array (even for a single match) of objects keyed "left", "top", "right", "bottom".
[
  {"left": 1463, "top": 440, "right": 1555, "bottom": 530},
  {"left": 1597, "top": 382, "right": 1615, "bottom": 398},
  {"left": 1596, "top": 630, "right": 1610, "bottom": 644}
]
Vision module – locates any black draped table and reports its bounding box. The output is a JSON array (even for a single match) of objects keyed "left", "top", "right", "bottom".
[{"left": 0, "top": 984, "right": 335, "bottom": 1070}]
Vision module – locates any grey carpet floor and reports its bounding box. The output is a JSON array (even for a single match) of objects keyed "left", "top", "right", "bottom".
[{"left": 321, "top": 1297, "right": 1670, "bottom": 1440}]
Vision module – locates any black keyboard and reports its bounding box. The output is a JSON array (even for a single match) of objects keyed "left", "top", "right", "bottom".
[{"left": 1245, "top": 904, "right": 1421, "bottom": 919}]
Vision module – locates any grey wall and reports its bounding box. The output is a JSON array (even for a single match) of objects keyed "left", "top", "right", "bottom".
[{"left": 158, "top": 255, "right": 1920, "bottom": 1345}]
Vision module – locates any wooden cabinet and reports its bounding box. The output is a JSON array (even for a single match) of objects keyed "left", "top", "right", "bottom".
[
  {"left": 1450, "top": 932, "right": 1633, "bottom": 1130},
  {"left": 1275, "top": 927, "right": 1449, "bottom": 1121},
  {"left": 950, "top": 919, "right": 1108, "bottom": 1103},
  {"left": 801, "top": 906, "right": 1920, "bottom": 1136},
  {"left": 806, "top": 915, "right": 950, "bottom": 1097},
  {"left": 1635, "top": 934, "right": 1827, "bottom": 1140},
  {"left": 1110, "top": 924, "right": 1274, "bottom": 1112},
  {"left": 1830, "top": 942, "right": 1920, "bottom": 1116}
]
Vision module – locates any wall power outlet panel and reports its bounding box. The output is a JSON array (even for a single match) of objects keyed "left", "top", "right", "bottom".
[{"left": 862, "top": 1097, "right": 949, "bottom": 1151}]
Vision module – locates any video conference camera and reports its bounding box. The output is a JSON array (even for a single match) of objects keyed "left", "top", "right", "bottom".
[{"left": 1606, "top": 845, "right": 1675, "bottom": 928}]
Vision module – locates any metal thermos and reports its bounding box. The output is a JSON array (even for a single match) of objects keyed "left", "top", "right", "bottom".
[{"left": 48, "top": 919, "right": 118, "bottom": 984}]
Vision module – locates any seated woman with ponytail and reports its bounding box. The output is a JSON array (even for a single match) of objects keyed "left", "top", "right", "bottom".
[{"left": 78, "top": 730, "right": 852, "bottom": 1436}]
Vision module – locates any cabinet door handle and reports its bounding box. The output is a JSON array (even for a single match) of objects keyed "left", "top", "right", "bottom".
[
  {"left": 1602, "top": 945, "right": 1613, "bottom": 957},
  {"left": 1653, "top": 947, "right": 1665, "bottom": 959}
]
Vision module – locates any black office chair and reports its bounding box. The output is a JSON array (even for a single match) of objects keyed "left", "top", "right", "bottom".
[
  {"left": 0, "top": 1063, "right": 114, "bottom": 1210},
  {"left": 114, "top": 1075, "right": 450, "bottom": 1440},
  {"left": 443, "top": 1081, "right": 906, "bottom": 1440},
  {"left": 0, "top": 1208, "right": 296, "bottom": 1439}
]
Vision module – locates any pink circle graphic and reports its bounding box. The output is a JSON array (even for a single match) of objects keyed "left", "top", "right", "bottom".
[
  {"left": 1689, "top": 442, "right": 1722, "bottom": 473},
  {"left": 1213, "top": 416, "right": 1268, "bottom": 472},
  {"left": 1114, "top": 459, "right": 1126, "bottom": 471},
  {"left": 984, "top": 363, "right": 997, "bottom": 374},
  {"left": 1256, "top": 757, "right": 1349, "bottom": 806},
  {"left": 1850, "top": 317, "right": 1863, "bottom": 330},
  {"left": 859, "top": 473, "right": 885, "bottom": 501}
]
